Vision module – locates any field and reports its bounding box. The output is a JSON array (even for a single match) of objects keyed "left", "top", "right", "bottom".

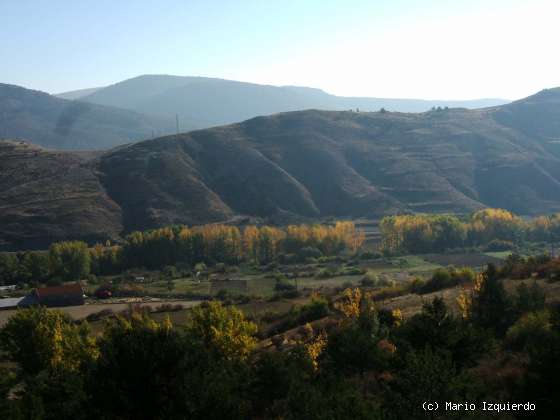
[
  {"left": 131, "top": 254, "right": 444, "bottom": 299},
  {"left": 0, "top": 300, "right": 201, "bottom": 328}
]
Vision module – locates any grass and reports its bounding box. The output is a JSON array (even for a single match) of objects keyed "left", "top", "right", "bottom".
[{"left": 484, "top": 251, "right": 513, "bottom": 260}]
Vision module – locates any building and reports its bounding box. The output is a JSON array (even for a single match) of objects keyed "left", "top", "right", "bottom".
[
  {"left": 0, "top": 283, "right": 85, "bottom": 310},
  {"left": 34, "top": 283, "right": 85, "bottom": 307},
  {"left": 0, "top": 295, "right": 38, "bottom": 310}
]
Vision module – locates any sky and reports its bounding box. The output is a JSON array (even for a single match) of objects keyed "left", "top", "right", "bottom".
[{"left": 1, "top": 0, "right": 559, "bottom": 100}]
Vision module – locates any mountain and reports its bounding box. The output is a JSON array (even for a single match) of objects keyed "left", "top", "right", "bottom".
[
  {"left": 55, "top": 87, "right": 103, "bottom": 100},
  {"left": 0, "top": 140, "right": 122, "bottom": 249},
  {"left": 79, "top": 74, "right": 509, "bottom": 130},
  {"left": 0, "top": 83, "right": 173, "bottom": 150},
  {"left": 1, "top": 87, "right": 559, "bottom": 249}
]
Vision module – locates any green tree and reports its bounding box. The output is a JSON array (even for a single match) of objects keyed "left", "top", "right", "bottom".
[
  {"left": 87, "top": 313, "right": 188, "bottom": 420},
  {"left": 48, "top": 241, "right": 91, "bottom": 281},
  {"left": 384, "top": 347, "right": 477, "bottom": 420},
  {"left": 0, "top": 307, "right": 95, "bottom": 377},
  {"left": 18, "top": 252, "right": 49, "bottom": 284},
  {"left": 186, "top": 301, "right": 257, "bottom": 360},
  {"left": 470, "top": 264, "right": 513, "bottom": 334},
  {"left": 0, "top": 253, "right": 18, "bottom": 285}
]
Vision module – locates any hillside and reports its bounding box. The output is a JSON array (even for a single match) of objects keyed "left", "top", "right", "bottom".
[
  {"left": 2, "top": 87, "right": 560, "bottom": 248},
  {"left": 0, "top": 83, "right": 173, "bottom": 150},
  {"left": 0, "top": 140, "right": 122, "bottom": 249},
  {"left": 55, "top": 87, "right": 103, "bottom": 100},
  {"left": 78, "top": 74, "right": 509, "bottom": 129}
]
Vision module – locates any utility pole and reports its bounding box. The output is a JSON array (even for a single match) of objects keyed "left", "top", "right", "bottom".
[{"left": 175, "top": 114, "right": 179, "bottom": 134}]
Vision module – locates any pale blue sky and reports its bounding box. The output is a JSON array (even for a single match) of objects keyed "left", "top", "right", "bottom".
[{"left": 1, "top": 0, "right": 558, "bottom": 99}]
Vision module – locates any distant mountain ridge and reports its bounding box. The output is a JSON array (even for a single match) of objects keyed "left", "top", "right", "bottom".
[
  {"left": 1, "top": 87, "right": 559, "bottom": 249},
  {"left": 2, "top": 77, "right": 508, "bottom": 151},
  {"left": 70, "top": 74, "right": 509, "bottom": 130},
  {"left": 0, "top": 83, "right": 173, "bottom": 149},
  {"left": 56, "top": 87, "right": 103, "bottom": 100}
]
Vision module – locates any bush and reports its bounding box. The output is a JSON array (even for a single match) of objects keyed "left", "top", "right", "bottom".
[
  {"left": 275, "top": 279, "right": 296, "bottom": 292},
  {"left": 214, "top": 263, "right": 226, "bottom": 273},
  {"left": 215, "top": 289, "right": 230, "bottom": 300},
  {"left": 163, "top": 265, "right": 179, "bottom": 279},
  {"left": 85, "top": 308, "right": 114, "bottom": 322},
  {"left": 298, "top": 247, "right": 323, "bottom": 261},
  {"left": 297, "top": 296, "right": 330, "bottom": 323},
  {"left": 318, "top": 256, "right": 343, "bottom": 264},
  {"left": 278, "top": 253, "right": 299, "bottom": 265},
  {"left": 409, "top": 277, "right": 427, "bottom": 294},
  {"left": 360, "top": 251, "right": 381, "bottom": 260},
  {"left": 485, "top": 239, "right": 516, "bottom": 252},
  {"left": 340, "top": 266, "right": 365, "bottom": 276},
  {"left": 270, "top": 289, "right": 301, "bottom": 300},
  {"left": 505, "top": 310, "right": 552, "bottom": 351},
  {"left": 363, "top": 272, "right": 396, "bottom": 288},
  {"left": 316, "top": 267, "right": 337, "bottom": 279},
  {"left": 360, "top": 272, "right": 378, "bottom": 287},
  {"left": 418, "top": 268, "right": 455, "bottom": 294},
  {"left": 154, "top": 303, "right": 184, "bottom": 312}
]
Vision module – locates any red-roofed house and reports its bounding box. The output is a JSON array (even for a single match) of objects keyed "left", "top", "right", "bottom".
[{"left": 33, "top": 283, "right": 85, "bottom": 307}]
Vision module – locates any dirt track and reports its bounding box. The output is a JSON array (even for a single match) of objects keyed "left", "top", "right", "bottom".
[{"left": 0, "top": 300, "right": 202, "bottom": 327}]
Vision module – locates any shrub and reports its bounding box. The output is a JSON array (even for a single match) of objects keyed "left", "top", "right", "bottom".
[
  {"left": 298, "top": 247, "right": 323, "bottom": 261},
  {"left": 215, "top": 289, "right": 230, "bottom": 300},
  {"left": 360, "top": 251, "right": 381, "bottom": 260},
  {"left": 409, "top": 277, "right": 427, "bottom": 294},
  {"left": 214, "top": 263, "right": 226, "bottom": 273},
  {"left": 271, "top": 289, "right": 301, "bottom": 300},
  {"left": 485, "top": 239, "right": 516, "bottom": 252},
  {"left": 505, "top": 310, "right": 552, "bottom": 351},
  {"left": 419, "top": 268, "right": 455, "bottom": 294},
  {"left": 340, "top": 266, "right": 365, "bottom": 276},
  {"left": 316, "top": 267, "right": 337, "bottom": 279},
  {"left": 275, "top": 279, "right": 296, "bottom": 292},
  {"left": 360, "top": 272, "right": 378, "bottom": 287},
  {"left": 85, "top": 308, "right": 114, "bottom": 322},
  {"left": 278, "top": 253, "right": 299, "bottom": 265},
  {"left": 297, "top": 295, "right": 330, "bottom": 323}
]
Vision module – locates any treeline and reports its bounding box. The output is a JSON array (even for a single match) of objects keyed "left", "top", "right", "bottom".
[
  {"left": 0, "top": 222, "right": 365, "bottom": 285},
  {"left": 379, "top": 208, "right": 560, "bottom": 253},
  {"left": 1, "top": 265, "right": 559, "bottom": 419}
]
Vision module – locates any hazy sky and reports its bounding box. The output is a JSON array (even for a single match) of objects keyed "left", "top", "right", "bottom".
[{"left": 1, "top": 0, "right": 558, "bottom": 100}]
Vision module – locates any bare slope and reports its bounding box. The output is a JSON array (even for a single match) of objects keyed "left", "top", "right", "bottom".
[
  {"left": 2, "top": 88, "right": 560, "bottom": 249},
  {"left": 0, "top": 140, "right": 122, "bottom": 249}
]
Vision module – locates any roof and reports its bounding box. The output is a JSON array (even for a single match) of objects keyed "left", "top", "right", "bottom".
[
  {"left": 0, "top": 297, "right": 25, "bottom": 309},
  {"left": 35, "top": 283, "right": 83, "bottom": 298}
]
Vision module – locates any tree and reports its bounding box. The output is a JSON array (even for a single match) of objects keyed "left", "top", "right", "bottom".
[
  {"left": 48, "top": 241, "right": 91, "bottom": 281},
  {"left": 0, "top": 253, "right": 18, "bottom": 285},
  {"left": 325, "top": 289, "right": 392, "bottom": 374},
  {"left": 395, "top": 297, "right": 493, "bottom": 369},
  {"left": 87, "top": 313, "right": 189, "bottom": 420},
  {"left": 384, "top": 346, "right": 476, "bottom": 420},
  {"left": 0, "top": 307, "right": 95, "bottom": 378},
  {"left": 186, "top": 301, "right": 257, "bottom": 361},
  {"left": 18, "top": 251, "right": 49, "bottom": 284},
  {"left": 470, "top": 264, "right": 512, "bottom": 334}
]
